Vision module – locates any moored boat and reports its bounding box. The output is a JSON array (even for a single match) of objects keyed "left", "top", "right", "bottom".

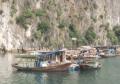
[
  {"left": 80, "top": 61, "right": 101, "bottom": 69},
  {"left": 12, "top": 50, "right": 72, "bottom": 72},
  {"left": 78, "top": 46, "right": 101, "bottom": 69},
  {"left": 12, "top": 62, "right": 72, "bottom": 72}
]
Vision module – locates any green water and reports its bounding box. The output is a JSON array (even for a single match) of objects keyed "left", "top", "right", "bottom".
[{"left": 0, "top": 53, "right": 120, "bottom": 84}]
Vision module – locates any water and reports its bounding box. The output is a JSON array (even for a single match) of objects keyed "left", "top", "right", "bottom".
[{"left": 0, "top": 53, "right": 120, "bottom": 84}]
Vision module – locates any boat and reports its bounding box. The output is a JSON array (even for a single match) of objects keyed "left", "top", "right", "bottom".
[
  {"left": 95, "top": 46, "right": 118, "bottom": 58},
  {"left": 12, "top": 62, "right": 72, "bottom": 72},
  {"left": 100, "top": 54, "right": 116, "bottom": 58},
  {"left": 12, "top": 50, "right": 72, "bottom": 72},
  {"left": 80, "top": 58, "right": 101, "bottom": 69},
  {"left": 15, "top": 51, "right": 49, "bottom": 57},
  {"left": 78, "top": 46, "right": 101, "bottom": 69}
]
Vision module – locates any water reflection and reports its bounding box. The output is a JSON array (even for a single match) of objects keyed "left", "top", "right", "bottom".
[
  {"left": 0, "top": 53, "right": 13, "bottom": 84},
  {"left": 32, "top": 72, "right": 70, "bottom": 84},
  {"left": 34, "top": 72, "right": 48, "bottom": 84}
]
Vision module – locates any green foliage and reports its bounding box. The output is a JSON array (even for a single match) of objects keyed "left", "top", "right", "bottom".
[
  {"left": 107, "top": 30, "right": 118, "bottom": 44},
  {"left": 16, "top": 8, "right": 47, "bottom": 30},
  {"left": 69, "top": 24, "right": 76, "bottom": 32},
  {"left": 69, "top": 24, "right": 78, "bottom": 38},
  {"left": 22, "top": 9, "right": 33, "bottom": 18},
  {"left": 68, "top": 23, "right": 88, "bottom": 46},
  {"left": 78, "top": 37, "right": 87, "bottom": 45},
  {"left": 85, "top": 26, "right": 96, "bottom": 44},
  {"left": 113, "top": 25, "right": 120, "bottom": 41},
  {"left": 35, "top": 9, "right": 45, "bottom": 17},
  {"left": 16, "top": 9, "right": 34, "bottom": 30},
  {"left": 16, "top": 15, "right": 27, "bottom": 30},
  {"left": 113, "top": 25, "right": 120, "bottom": 37},
  {"left": 34, "top": 31, "right": 41, "bottom": 39},
  {"left": 58, "top": 20, "right": 66, "bottom": 29},
  {"left": 37, "top": 21, "right": 50, "bottom": 34}
]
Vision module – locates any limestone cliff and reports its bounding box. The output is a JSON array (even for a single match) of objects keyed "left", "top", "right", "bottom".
[{"left": 0, "top": 0, "right": 120, "bottom": 50}]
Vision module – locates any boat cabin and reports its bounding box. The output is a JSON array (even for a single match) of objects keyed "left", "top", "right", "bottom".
[{"left": 15, "top": 50, "right": 68, "bottom": 68}]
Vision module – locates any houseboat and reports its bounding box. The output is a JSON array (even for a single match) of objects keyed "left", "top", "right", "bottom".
[
  {"left": 12, "top": 50, "right": 73, "bottom": 72},
  {"left": 95, "top": 46, "right": 120, "bottom": 58}
]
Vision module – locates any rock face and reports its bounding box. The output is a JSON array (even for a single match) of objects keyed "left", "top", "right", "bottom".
[{"left": 0, "top": 0, "right": 120, "bottom": 50}]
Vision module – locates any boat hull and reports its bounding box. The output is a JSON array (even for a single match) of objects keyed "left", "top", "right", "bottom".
[
  {"left": 12, "top": 63, "right": 72, "bottom": 72},
  {"left": 100, "top": 54, "right": 116, "bottom": 58},
  {"left": 80, "top": 64, "right": 101, "bottom": 70}
]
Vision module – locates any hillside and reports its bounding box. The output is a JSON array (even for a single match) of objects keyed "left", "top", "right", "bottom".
[{"left": 0, "top": 0, "right": 120, "bottom": 51}]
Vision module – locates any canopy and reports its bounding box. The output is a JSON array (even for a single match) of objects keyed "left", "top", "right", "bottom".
[
  {"left": 37, "top": 50, "right": 64, "bottom": 58},
  {"left": 15, "top": 50, "right": 65, "bottom": 60}
]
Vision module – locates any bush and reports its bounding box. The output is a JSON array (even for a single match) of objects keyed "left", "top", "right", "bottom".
[
  {"left": 16, "top": 15, "right": 27, "bottom": 30},
  {"left": 16, "top": 9, "right": 34, "bottom": 30},
  {"left": 85, "top": 26, "right": 96, "bottom": 44},
  {"left": 69, "top": 24, "right": 75, "bottom": 31},
  {"left": 35, "top": 9, "right": 45, "bottom": 17},
  {"left": 69, "top": 24, "right": 78, "bottom": 38},
  {"left": 34, "top": 31, "right": 41, "bottom": 39},
  {"left": 78, "top": 37, "right": 87, "bottom": 45},
  {"left": 107, "top": 30, "right": 118, "bottom": 44},
  {"left": 113, "top": 25, "right": 120, "bottom": 41},
  {"left": 112, "top": 25, "right": 120, "bottom": 44},
  {"left": 37, "top": 22, "right": 50, "bottom": 34},
  {"left": 23, "top": 9, "right": 33, "bottom": 18}
]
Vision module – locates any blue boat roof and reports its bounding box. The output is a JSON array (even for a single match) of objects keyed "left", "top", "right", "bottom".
[{"left": 37, "top": 50, "right": 64, "bottom": 58}]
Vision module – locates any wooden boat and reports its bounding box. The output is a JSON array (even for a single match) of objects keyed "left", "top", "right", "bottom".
[
  {"left": 78, "top": 46, "right": 101, "bottom": 69},
  {"left": 100, "top": 54, "right": 116, "bottom": 58},
  {"left": 96, "top": 46, "right": 118, "bottom": 58},
  {"left": 80, "top": 62, "right": 101, "bottom": 69},
  {"left": 12, "top": 62, "right": 72, "bottom": 72},
  {"left": 79, "top": 56, "right": 101, "bottom": 69},
  {"left": 12, "top": 50, "right": 72, "bottom": 72}
]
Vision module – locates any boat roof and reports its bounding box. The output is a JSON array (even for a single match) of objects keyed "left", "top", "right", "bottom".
[
  {"left": 15, "top": 49, "right": 65, "bottom": 59},
  {"left": 38, "top": 50, "right": 64, "bottom": 57}
]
